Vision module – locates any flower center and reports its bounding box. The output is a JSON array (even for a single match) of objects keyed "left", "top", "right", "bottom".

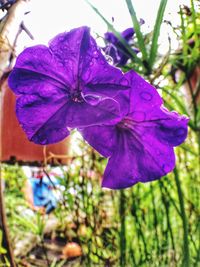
[
  {"left": 117, "top": 116, "right": 134, "bottom": 130},
  {"left": 70, "top": 91, "right": 84, "bottom": 103}
]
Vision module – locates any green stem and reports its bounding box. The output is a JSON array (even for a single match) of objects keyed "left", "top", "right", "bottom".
[
  {"left": 0, "top": 167, "right": 16, "bottom": 267},
  {"left": 196, "top": 132, "right": 200, "bottom": 266},
  {"left": 131, "top": 190, "right": 148, "bottom": 263},
  {"left": 174, "top": 168, "right": 190, "bottom": 267},
  {"left": 150, "top": 184, "right": 160, "bottom": 254},
  {"left": 159, "top": 181, "right": 176, "bottom": 253},
  {"left": 119, "top": 190, "right": 126, "bottom": 267}
]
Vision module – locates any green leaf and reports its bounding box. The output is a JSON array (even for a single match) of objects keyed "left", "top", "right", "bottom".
[
  {"left": 149, "top": 0, "right": 168, "bottom": 69},
  {"left": 85, "top": 0, "right": 144, "bottom": 67},
  {"left": 191, "top": 0, "right": 200, "bottom": 51},
  {"left": 161, "top": 87, "right": 189, "bottom": 115},
  {"left": 0, "top": 247, "right": 7, "bottom": 254},
  {"left": 179, "top": 5, "right": 188, "bottom": 65},
  {"left": 13, "top": 214, "right": 39, "bottom": 234},
  {"left": 125, "top": 0, "right": 148, "bottom": 64},
  {"left": 0, "top": 231, "right": 7, "bottom": 254},
  {"left": 179, "top": 144, "right": 198, "bottom": 156}
]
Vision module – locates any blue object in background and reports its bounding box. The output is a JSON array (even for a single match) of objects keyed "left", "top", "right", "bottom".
[{"left": 30, "top": 176, "right": 57, "bottom": 214}]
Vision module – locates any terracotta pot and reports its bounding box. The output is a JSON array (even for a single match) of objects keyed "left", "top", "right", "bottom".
[
  {"left": 0, "top": 78, "right": 70, "bottom": 165},
  {"left": 62, "top": 242, "right": 82, "bottom": 259}
]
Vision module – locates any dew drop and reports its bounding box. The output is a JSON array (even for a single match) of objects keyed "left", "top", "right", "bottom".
[
  {"left": 58, "top": 36, "right": 64, "bottom": 43},
  {"left": 119, "top": 77, "right": 129, "bottom": 86},
  {"left": 93, "top": 50, "right": 99, "bottom": 58},
  {"left": 63, "top": 45, "right": 68, "bottom": 50},
  {"left": 140, "top": 91, "right": 152, "bottom": 101},
  {"left": 89, "top": 59, "right": 95, "bottom": 66}
]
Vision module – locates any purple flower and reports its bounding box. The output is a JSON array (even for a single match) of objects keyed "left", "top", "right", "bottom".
[
  {"left": 8, "top": 26, "right": 130, "bottom": 145},
  {"left": 80, "top": 70, "right": 189, "bottom": 189},
  {"left": 103, "top": 20, "right": 144, "bottom": 66}
]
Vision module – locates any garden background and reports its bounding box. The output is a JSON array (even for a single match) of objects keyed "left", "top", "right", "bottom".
[{"left": 0, "top": 0, "right": 199, "bottom": 266}]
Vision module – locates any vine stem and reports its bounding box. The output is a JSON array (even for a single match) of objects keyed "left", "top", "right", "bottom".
[
  {"left": 174, "top": 168, "right": 190, "bottom": 267},
  {"left": 0, "top": 1, "right": 30, "bottom": 263},
  {"left": 119, "top": 190, "right": 126, "bottom": 267}
]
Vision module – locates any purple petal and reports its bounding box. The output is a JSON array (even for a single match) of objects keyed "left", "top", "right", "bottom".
[
  {"left": 16, "top": 93, "right": 70, "bottom": 145},
  {"left": 8, "top": 67, "right": 70, "bottom": 145},
  {"left": 148, "top": 107, "right": 189, "bottom": 147},
  {"left": 102, "top": 129, "right": 175, "bottom": 189},
  {"left": 125, "top": 70, "right": 163, "bottom": 113},
  {"left": 14, "top": 87, "right": 120, "bottom": 145},
  {"left": 103, "top": 27, "right": 139, "bottom": 66},
  {"left": 121, "top": 28, "right": 135, "bottom": 40},
  {"left": 49, "top": 26, "right": 90, "bottom": 89},
  {"left": 125, "top": 70, "right": 189, "bottom": 147},
  {"left": 64, "top": 98, "right": 121, "bottom": 128},
  {"left": 80, "top": 35, "right": 130, "bottom": 98},
  {"left": 8, "top": 68, "right": 67, "bottom": 95},
  {"left": 79, "top": 90, "right": 130, "bottom": 155},
  {"left": 104, "top": 32, "right": 118, "bottom": 44},
  {"left": 9, "top": 27, "right": 92, "bottom": 98},
  {"left": 9, "top": 45, "right": 73, "bottom": 89},
  {"left": 79, "top": 125, "right": 116, "bottom": 157}
]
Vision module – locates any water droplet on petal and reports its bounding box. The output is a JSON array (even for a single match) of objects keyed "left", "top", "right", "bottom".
[
  {"left": 119, "top": 77, "right": 129, "bottom": 86},
  {"left": 89, "top": 59, "right": 95, "bottom": 66},
  {"left": 140, "top": 91, "right": 152, "bottom": 101},
  {"left": 93, "top": 50, "right": 99, "bottom": 58}
]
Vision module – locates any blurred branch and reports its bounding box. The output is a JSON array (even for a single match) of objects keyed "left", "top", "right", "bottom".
[
  {"left": 0, "top": 1, "right": 30, "bottom": 266},
  {"left": 0, "top": 0, "right": 29, "bottom": 79}
]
